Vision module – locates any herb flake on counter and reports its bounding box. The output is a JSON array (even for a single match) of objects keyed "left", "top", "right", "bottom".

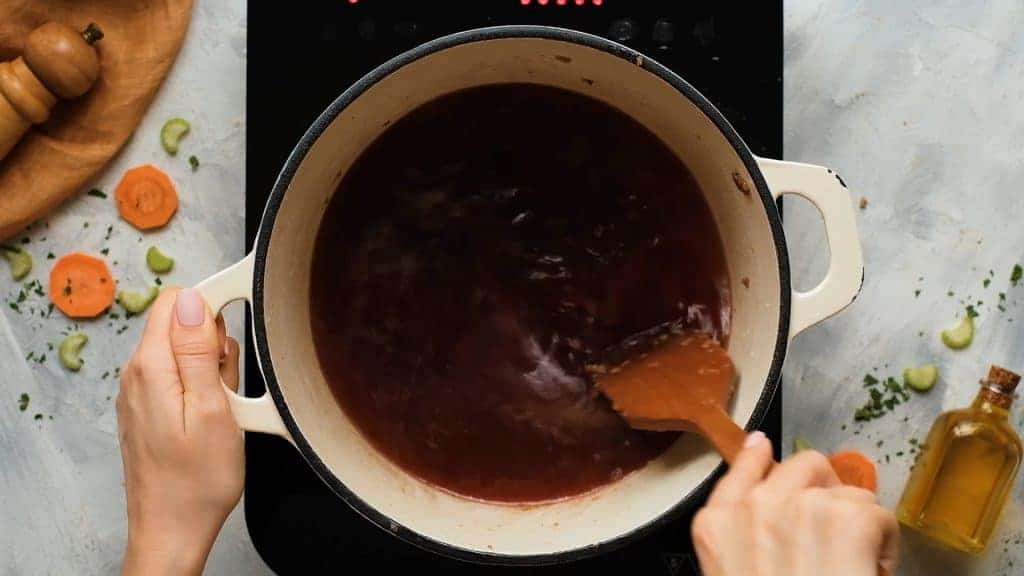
[
  {"left": 854, "top": 375, "right": 910, "bottom": 422},
  {"left": 1012, "top": 264, "right": 1022, "bottom": 286},
  {"left": 18, "top": 393, "right": 29, "bottom": 412},
  {"left": 87, "top": 188, "right": 107, "bottom": 198},
  {"left": 46, "top": 252, "right": 54, "bottom": 260},
  {"left": 189, "top": 155, "right": 200, "bottom": 171},
  {"left": 33, "top": 413, "right": 43, "bottom": 421},
  {"left": 914, "top": 289, "right": 921, "bottom": 298},
  {"left": 984, "top": 278, "right": 991, "bottom": 288}
]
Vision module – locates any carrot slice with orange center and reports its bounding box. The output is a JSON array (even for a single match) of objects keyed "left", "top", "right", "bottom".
[
  {"left": 49, "top": 252, "right": 116, "bottom": 318},
  {"left": 829, "top": 450, "right": 878, "bottom": 492},
  {"left": 115, "top": 165, "right": 179, "bottom": 230}
]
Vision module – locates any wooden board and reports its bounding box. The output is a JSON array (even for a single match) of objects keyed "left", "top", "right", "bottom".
[{"left": 0, "top": 0, "right": 193, "bottom": 240}]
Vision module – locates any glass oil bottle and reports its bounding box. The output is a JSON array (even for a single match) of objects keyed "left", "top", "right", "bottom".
[{"left": 896, "top": 365, "right": 1022, "bottom": 554}]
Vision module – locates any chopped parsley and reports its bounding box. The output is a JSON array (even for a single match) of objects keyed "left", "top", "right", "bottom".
[
  {"left": 984, "top": 278, "right": 991, "bottom": 288},
  {"left": 33, "top": 413, "right": 43, "bottom": 421},
  {"left": 46, "top": 252, "right": 54, "bottom": 260},
  {"left": 966, "top": 304, "right": 980, "bottom": 319},
  {"left": 18, "top": 393, "right": 29, "bottom": 412},
  {"left": 914, "top": 289, "right": 921, "bottom": 298},
  {"left": 854, "top": 376, "right": 910, "bottom": 422},
  {"left": 87, "top": 188, "right": 107, "bottom": 198},
  {"left": 100, "top": 248, "right": 109, "bottom": 256},
  {"left": 189, "top": 155, "right": 200, "bottom": 171},
  {"left": 104, "top": 225, "right": 113, "bottom": 241},
  {"left": 1012, "top": 264, "right": 1023, "bottom": 287}
]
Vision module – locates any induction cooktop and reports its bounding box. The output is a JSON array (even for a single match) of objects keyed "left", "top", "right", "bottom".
[{"left": 244, "top": 2, "right": 782, "bottom": 573}]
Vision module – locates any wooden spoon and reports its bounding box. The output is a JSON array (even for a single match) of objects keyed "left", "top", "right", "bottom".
[
  {"left": 596, "top": 335, "right": 891, "bottom": 576},
  {"left": 593, "top": 331, "right": 748, "bottom": 465}
]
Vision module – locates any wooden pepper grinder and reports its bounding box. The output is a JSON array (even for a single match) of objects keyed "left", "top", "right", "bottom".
[{"left": 0, "top": 22, "right": 103, "bottom": 161}]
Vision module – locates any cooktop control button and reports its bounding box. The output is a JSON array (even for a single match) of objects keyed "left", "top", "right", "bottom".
[
  {"left": 357, "top": 19, "right": 375, "bottom": 41},
  {"left": 653, "top": 19, "right": 674, "bottom": 48},
  {"left": 394, "top": 21, "right": 419, "bottom": 40},
  {"left": 608, "top": 18, "right": 638, "bottom": 43}
]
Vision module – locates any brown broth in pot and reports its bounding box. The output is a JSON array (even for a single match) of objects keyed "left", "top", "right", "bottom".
[{"left": 309, "top": 84, "right": 730, "bottom": 502}]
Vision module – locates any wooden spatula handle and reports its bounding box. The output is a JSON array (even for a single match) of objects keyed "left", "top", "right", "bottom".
[{"left": 688, "top": 405, "right": 750, "bottom": 466}]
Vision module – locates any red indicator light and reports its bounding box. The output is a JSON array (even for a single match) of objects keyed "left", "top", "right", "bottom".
[
  {"left": 575, "top": 0, "right": 585, "bottom": 4},
  {"left": 592, "top": 0, "right": 603, "bottom": 5},
  {"left": 538, "top": 0, "right": 549, "bottom": 4},
  {"left": 556, "top": 0, "right": 567, "bottom": 4},
  {"left": 521, "top": 0, "right": 531, "bottom": 4},
  {"left": 347, "top": 0, "right": 358, "bottom": 4}
]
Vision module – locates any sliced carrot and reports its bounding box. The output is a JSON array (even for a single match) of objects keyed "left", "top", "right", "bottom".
[
  {"left": 49, "top": 252, "right": 116, "bottom": 318},
  {"left": 829, "top": 450, "right": 878, "bottom": 492},
  {"left": 115, "top": 164, "right": 179, "bottom": 230}
]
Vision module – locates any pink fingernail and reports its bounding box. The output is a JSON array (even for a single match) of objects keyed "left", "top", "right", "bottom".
[
  {"left": 744, "top": 431, "right": 766, "bottom": 448},
  {"left": 175, "top": 288, "right": 205, "bottom": 327}
]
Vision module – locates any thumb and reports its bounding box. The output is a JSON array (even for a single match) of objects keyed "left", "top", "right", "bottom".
[{"left": 170, "top": 288, "right": 223, "bottom": 399}]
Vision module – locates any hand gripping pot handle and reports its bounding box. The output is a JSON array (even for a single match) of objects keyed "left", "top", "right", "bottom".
[{"left": 195, "top": 252, "right": 293, "bottom": 443}]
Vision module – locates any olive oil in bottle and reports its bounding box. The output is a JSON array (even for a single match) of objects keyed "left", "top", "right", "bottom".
[{"left": 897, "top": 365, "right": 1022, "bottom": 554}]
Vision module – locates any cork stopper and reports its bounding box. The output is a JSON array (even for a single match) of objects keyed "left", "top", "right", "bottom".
[{"left": 987, "top": 365, "right": 1020, "bottom": 392}]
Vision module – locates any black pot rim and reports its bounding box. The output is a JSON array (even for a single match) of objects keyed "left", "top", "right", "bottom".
[{"left": 249, "top": 25, "right": 791, "bottom": 566}]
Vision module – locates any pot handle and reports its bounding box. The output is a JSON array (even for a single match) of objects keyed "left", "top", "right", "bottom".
[
  {"left": 195, "top": 252, "right": 294, "bottom": 443},
  {"left": 756, "top": 158, "right": 864, "bottom": 340}
]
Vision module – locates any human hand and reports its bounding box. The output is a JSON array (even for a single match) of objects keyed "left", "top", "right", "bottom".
[
  {"left": 692, "top": 432, "right": 899, "bottom": 576},
  {"left": 117, "top": 287, "right": 243, "bottom": 576}
]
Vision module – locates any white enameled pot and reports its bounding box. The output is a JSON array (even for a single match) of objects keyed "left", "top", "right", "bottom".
[{"left": 196, "top": 27, "right": 863, "bottom": 564}]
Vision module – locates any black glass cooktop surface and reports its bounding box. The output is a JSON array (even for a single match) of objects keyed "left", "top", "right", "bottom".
[{"left": 245, "top": 1, "right": 782, "bottom": 573}]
